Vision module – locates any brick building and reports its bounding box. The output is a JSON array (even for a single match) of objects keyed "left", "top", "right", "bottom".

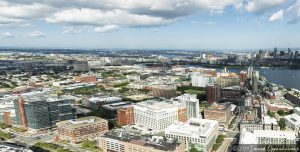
[
  {"left": 117, "top": 106, "right": 135, "bottom": 126},
  {"left": 204, "top": 102, "right": 232, "bottom": 125},
  {"left": 206, "top": 84, "right": 221, "bottom": 103},
  {"left": 56, "top": 116, "right": 108, "bottom": 143}
]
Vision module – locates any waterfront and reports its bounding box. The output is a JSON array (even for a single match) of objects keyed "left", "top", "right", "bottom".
[{"left": 191, "top": 66, "right": 300, "bottom": 90}]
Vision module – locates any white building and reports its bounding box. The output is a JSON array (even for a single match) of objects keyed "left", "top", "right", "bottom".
[
  {"left": 133, "top": 99, "right": 181, "bottom": 132},
  {"left": 175, "top": 94, "right": 201, "bottom": 119},
  {"left": 284, "top": 107, "right": 300, "bottom": 131},
  {"left": 165, "top": 118, "right": 219, "bottom": 152},
  {"left": 191, "top": 74, "right": 213, "bottom": 87},
  {"left": 240, "top": 129, "right": 298, "bottom": 145}
]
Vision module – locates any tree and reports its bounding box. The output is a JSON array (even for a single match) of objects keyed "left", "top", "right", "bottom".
[
  {"left": 190, "top": 145, "right": 202, "bottom": 152},
  {"left": 267, "top": 110, "right": 275, "bottom": 117},
  {"left": 277, "top": 110, "right": 285, "bottom": 116},
  {"left": 278, "top": 118, "right": 286, "bottom": 130}
]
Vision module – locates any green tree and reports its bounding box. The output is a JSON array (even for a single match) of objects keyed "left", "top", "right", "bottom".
[
  {"left": 190, "top": 145, "right": 202, "bottom": 152},
  {"left": 267, "top": 110, "right": 275, "bottom": 117},
  {"left": 278, "top": 118, "right": 286, "bottom": 130},
  {"left": 277, "top": 110, "right": 285, "bottom": 116}
]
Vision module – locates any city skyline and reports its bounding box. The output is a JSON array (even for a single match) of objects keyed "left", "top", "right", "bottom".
[{"left": 0, "top": 0, "right": 300, "bottom": 50}]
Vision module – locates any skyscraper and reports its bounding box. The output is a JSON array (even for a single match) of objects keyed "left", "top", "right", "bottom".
[
  {"left": 206, "top": 84, "right": 221, "bottom": 103},
  {"left": 179, "top": 94, "right": 201, "bottom": 119}
]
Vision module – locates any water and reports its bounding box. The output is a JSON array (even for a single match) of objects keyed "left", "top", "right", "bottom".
[{"left": 189, "top": 66, "right": 300, "bottom": 90}]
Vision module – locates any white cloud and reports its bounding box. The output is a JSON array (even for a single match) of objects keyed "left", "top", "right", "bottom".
[
  {"left": 62, "top": 26, "right": 85, "bottom": 34},
  {"left": 46, "top": 8, "right": 175, "bottom": 27},
  {"left": 0, "top": 32, "right": 14, "bottom": 38},
  {"left": 245, "top": 0, "right": 289, "bottom": 14},
  {"left": 269, "top": 10, "right": 284, "bottom": 22},
  {"left": 286, "top": 1, "right": 300, "bottom": 24},
  {"left": 203, "top": 21, "right": 217, "bottom": 25},
  {"left": 27, "top": 31, "right": 46, "bottom": 38},
  {"left": 94, "top": 25, "right": 119, "bottom": 33}
]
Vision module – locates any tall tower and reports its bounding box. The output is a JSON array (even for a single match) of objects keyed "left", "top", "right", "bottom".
[{"left": 180, "top": 94, "right": 201, "bottom": 119}]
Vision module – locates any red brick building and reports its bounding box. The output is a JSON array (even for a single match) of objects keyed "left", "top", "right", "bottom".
[
  {"left": 206, "top": 84, "right": 221, "bottom": 103},
  {"left": 56, "top": 116, "right": 108, "bottom": 143},
  {"left": 177, "top": 107, "right": 187, "bottom": 122},
  {"left": 117, "top": 106, "right": 135, "bottom": 126}
]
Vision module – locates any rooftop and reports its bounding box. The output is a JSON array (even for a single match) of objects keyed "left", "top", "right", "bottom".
[
  {"left": 134, "top": 98, "right": 180, "bottom": 111},
  {"left": 56, "top": 116, "right": 107, "bottom": 129},
  {"left": 165, "top": 118, "right": 218, "bottom": 138},
  {"left": 101, "top": 129, "right": 182, "bottom": 151}
]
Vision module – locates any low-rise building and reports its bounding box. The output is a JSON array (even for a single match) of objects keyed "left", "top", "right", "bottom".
[
  {"left": 284, "top": 107, "right": 300, "bottom": 131},
  {"left": 165, "top": 118, "right": 219, "bottom": 152},
  {"left": 56, "top": 116, "right": 108, "bottom": 143},
  {"left": 99, "top": 130, "right": 185, "bottom": 152},
  {"left": 240, "top": 129, "right": 298, "bottom": 145},
  {"left": 204, "top": 102, "right": 231, "bottom": 125}
]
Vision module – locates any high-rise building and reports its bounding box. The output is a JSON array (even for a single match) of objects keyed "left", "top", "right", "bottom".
[
  {"left": 56, "top": 116, "right": 108, "bottom": 143},
  {"left": 252, "top": 70, "right": 259, "bottom": 94},
  {"left": 152, "top": 85, "right": 177, "bottom": 99},
  {"left": 239, "top": 71, "right": 247, "bottom": 86},
  {"left": 133, "top": 98, "right": 186, "bottom": 132},
  {"left": 206, "top": 84, "right": 221, "bottom": 103},
  {"left": 117, "top": 106, "right": 134, "bottom": 126},
  {"left": 14, "top": 95, "right": 75, "bottom": 130},
  {"left": 221, "top": 86, "right": 242, "bottom": 103},
  {"left": 165, "top": 118, "right": 219, "bottom": 152},
  {"left": 176, "top": 94, "right": 200, "bottom": 119},
  {"left": 204, "top": 102, "right": 232, "bottom": 126}
]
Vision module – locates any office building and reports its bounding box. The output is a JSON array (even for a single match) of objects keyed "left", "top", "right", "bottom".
[
  {"left": 56, "top": 116, "right": 108, "bottom": 143},
  {"left": 239, "top": 71, "right": 247, "bottom": 86},
  {"left": 99, "top": 130, "right": 185, "bottom": 152},
  {"left": 133, "top": 98, "right": 186, "bottom": 132},
  {"left": 165, "top": 118, "right": 219, "bottom": 152},
  {"left": 117, "top": 106, "right": 134, "bottom": 126},
  {"left": 284, "top": 107, "right": 300, "bottom": 131},
  {"left": 216, "top": 72, "right": 240, "bottom": 88},
  {"left": 176, "top": 94, "right": 200, "bottom": 119},
  {"left": 152, "top": 85, "right": 177, "bottom": 99},
  {"left": 191, "top": 74, "right": 213, "bottom": 87},
  {"left": 14, "top": 95, "right": 75, "bottom": 130},
  {"left": 221, "top": 86, "right": 242, "bottom": 103},
  {"left": 240, "top": 129, "right": 298, "bottom": 145},
  {"left": 204, "top": 102, "right": 232, "bottom": 125},
  {"left": 206, "top": 84, "right": 221, "bottom": 103}
]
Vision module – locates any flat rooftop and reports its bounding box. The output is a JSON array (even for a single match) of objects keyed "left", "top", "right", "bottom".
[
  {"left": 56, "top": 116, "right": 107, "bottom": 129},
  {"left": 101, "top": 130, "right": 181, "bottom": 151},
  {"left": 134, "top": 98, "right": 179, "bottom": 111},
  {"left": 165, "top": 118, "right": 218, "bottom": 138}
]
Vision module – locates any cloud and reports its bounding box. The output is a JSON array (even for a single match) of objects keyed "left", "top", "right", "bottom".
[
  {"left": 94, "top": 25, "right": 119, "bottom": 33},
  {"left": 203, "top": 21, "right": 217, "bottom": 25},
  {"left": 245, "top": 0, "right": 289, "bottom": 14},
  {"left": 269, "top": 10, "right": 284, "bottom": 22},
  {"left": 27, "top": 31, "right": 46, "bottom": 38},
  {"left": 286, "top": 1, "right": 300, "bottom": 24},
  {"left": 0, "top": 32, "right": 14, "bottom": 38},
  {"left": 46, "top": 8, "right": 175, "bottom": 27},
  {"left": 62, "top": 26, "right": 85, "bottom": 34}
]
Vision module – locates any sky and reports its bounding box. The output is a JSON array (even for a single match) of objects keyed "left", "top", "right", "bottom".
[{"left": 0, "top": 0, "right": 300, "bottom": 50}]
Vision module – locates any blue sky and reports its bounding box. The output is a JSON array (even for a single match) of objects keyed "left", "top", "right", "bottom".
[{"left": 0, "top": 0, "right": 300, "bottom": 50}]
